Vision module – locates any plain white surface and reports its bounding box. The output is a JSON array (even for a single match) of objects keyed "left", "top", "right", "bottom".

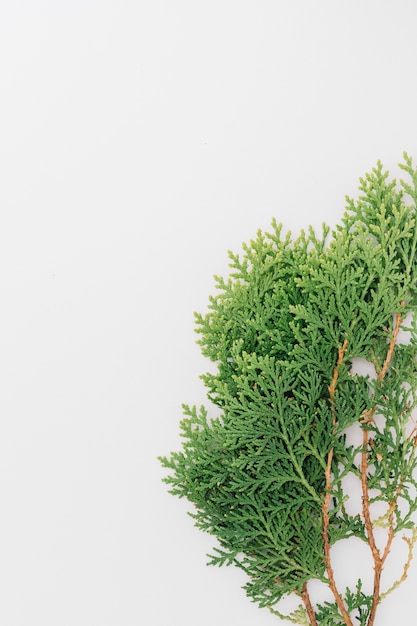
[{"left": 1, "top": 1, "right": 417, "bottom": 625}]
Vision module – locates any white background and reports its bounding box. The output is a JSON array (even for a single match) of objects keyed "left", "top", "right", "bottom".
[{"left": 0, "top": 1, "right": 417, "bottom": 625}]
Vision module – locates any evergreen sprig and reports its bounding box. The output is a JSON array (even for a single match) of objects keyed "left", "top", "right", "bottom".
[{"left": 159, "top": 153, "right": 417, "bottom": 626}]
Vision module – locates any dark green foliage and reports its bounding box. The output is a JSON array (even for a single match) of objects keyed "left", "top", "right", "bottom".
[{"left": 159, "top": 154, "right": 417, "bottom": 625}]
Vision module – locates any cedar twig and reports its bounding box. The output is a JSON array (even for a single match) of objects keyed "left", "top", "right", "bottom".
[
  {"left": 322, "top": 338, "right": 353, "bottom": 626},
  {"left": 380, "top": 528, "right": 417, "bottom": 600},
  {"left": 361, "top": 310, "right": 403, "bottom": 626},
  {"left": 301, "top": 581, "right": 318, "bottom": 626}
]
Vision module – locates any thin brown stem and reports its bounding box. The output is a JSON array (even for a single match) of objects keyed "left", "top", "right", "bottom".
[
  {"left": 361, "top": 428, "right": 380, "bottom": 564},
  {"left": 361, "top": 311, "right": 403, "bottom": 626},
  {"left": 361, "top": 428, "right": 382, "bottom": 626},
  {"left": 328, "top": 338, "right": 349, "bottom": 412},
  {"left": 379, "top": 310, "right": 403, "bottom": 381},
  {"left": 301, "top": 582, "right": 318, "bottom": 626},
  {"left": 361, "top": 446, "right": 398, "bottom": 626},
  {"left": 322, "top": 338, "right": 354, "bottom": 626}
]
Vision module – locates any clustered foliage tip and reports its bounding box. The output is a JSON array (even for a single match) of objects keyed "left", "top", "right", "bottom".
[{"left": 160, "top": 154, "right": 417, "bottom": 626}]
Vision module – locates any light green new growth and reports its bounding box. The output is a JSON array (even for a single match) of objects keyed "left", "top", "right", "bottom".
[{"left": 159, "top": 154, "right": 417, "bottom": 626}]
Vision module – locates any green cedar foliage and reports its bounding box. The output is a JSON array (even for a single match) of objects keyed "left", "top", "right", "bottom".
[{"left": 159, "top": 154, "right": 417, "bottom": 626}]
